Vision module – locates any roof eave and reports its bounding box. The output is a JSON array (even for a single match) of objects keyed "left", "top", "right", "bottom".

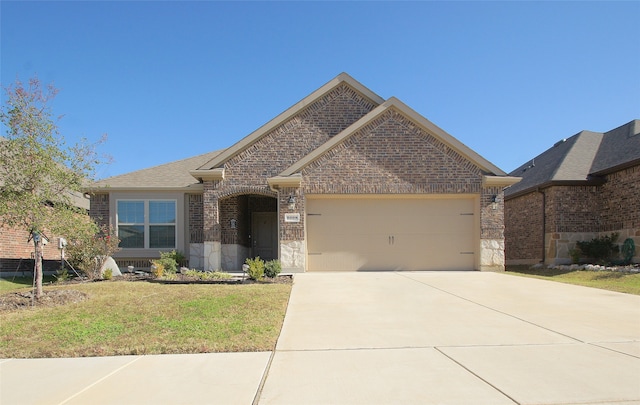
[{"left": 504, "top": 178, "right": 606, "bottom": 201}]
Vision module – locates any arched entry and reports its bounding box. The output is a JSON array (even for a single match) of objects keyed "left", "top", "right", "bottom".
[{"left": 218, "top": 193, "right": 277, "bottom": 270}]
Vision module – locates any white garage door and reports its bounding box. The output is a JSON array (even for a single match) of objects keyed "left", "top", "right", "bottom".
[{"left": 306, "top": 196, "right": 476, "bottom": 271}]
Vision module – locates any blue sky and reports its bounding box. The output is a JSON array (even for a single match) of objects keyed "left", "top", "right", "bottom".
[{"left": 2, "top": 1, "right": 639, "bottom": 179}]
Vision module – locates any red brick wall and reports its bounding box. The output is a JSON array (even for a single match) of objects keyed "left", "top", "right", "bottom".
[
  {"left": 222, "top": 84, "right": 377, "bottom": 187},
  {"left": 600, "top": 165, "right": 640, "bottom": 231},
  {"left": 301, "top": 109, "right": 483, "bottom": 195},
  {"left": 89, "top": 193, "right": 110, "bottom": 229},
  {"left": 505, "top": 192, "right": 544, "bottom": 262},
  {"left": 545, "top": 186, "right": 599, "bottom": 233}
]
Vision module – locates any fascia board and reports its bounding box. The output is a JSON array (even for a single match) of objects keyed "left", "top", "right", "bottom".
[
  {"left": 267, "top": 174, "right": 302, "bottom": 191},
  {"left": 197, "top": 73, "right": 385, "bottom": 170},
  {"left": 280, "top": 97, "right": 508, "bottom": 177},
  {"left": 85, "top": 184, "right": 205, "bottom": 193},
  {"left": 482, "top": 175, "right": 522, "bottom": 187},
  {"left": 189, "top": 168, "right": 224, "bottom": 182}
]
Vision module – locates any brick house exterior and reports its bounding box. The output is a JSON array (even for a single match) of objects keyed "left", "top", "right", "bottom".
[
  {"left": 88, "top": 74, "right": 519, "bottom": 272},
  {"left": 505, "top": 120, "right": 640, "bottom": 265}
]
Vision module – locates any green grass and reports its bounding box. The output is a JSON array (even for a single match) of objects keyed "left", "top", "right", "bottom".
[
  {"left": 0, "top": 280, "right": 292, "bottom": 358},
  {"left": 506, "top": 265, "right": 640, "bottom": 295},
  {"left": 0, "top": 275, "right": 57, "bottom": 292}
]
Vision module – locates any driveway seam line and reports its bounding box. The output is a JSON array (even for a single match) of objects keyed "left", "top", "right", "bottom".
[
  {"left": 434, "top": 347, "right": 521, "bottom": 405},
  {"left": 57, "top": 356, "right": 143, "bottom": 405},
  {"left": 394, "top": 272, "right": 585, "bottom": 344}
]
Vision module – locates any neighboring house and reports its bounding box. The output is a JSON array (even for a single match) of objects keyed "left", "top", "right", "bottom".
[
  {"left": 0, "top": 177, "right": 91, "bottom": 276},
  {"left": 88, "top": 73, "right": 519, "bottom": 273},
  {"left": 505, "top": 120, "right": 640, "bottom": 265}
]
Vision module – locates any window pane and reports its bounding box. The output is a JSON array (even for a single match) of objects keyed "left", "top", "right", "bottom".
[
  {"left": 150, "top": 225, "right": 175, "bottom": 249},
  {"left": 150, "top": 201, "right": 176, "bottom": 224},
  {"left": 119, "top": 225, "right": 144, "bottom": 248},
  {"left": 117, "top": 201, "right": 144, "bottom": 224}
]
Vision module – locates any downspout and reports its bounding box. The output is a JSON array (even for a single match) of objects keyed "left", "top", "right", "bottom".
[{"left": 537, "top": 188, "right": 546, "bottom": 264}]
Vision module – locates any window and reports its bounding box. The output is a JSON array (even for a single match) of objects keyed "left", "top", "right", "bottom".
[{"left": 117, "top": 200, "right": 176, "bottom": 249}]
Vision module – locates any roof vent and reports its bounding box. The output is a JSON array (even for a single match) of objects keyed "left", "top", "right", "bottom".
[{"left": 553, "top": 138, "right": 567, "bottom": 147}]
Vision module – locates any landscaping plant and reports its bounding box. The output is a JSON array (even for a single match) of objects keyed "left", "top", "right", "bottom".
[
  {"left": 264, "top": 259, "right": 282, "bottom": 278},
  {"left": 245, "top": 257, "right": 265, "bottom": 280},
  {"left": 575, "top": 233, "right": 620, "bottom": 264}
]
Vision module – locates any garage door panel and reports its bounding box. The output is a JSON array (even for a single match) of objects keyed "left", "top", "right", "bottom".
[{"left": 306, "top": 197, "right": 476, "bottom": 271}]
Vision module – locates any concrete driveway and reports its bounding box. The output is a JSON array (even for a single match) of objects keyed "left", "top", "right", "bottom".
[
  {"left": 2, "top": 271, "right": 639, "bottom": 405},
  {"left": 259, "top": 271, "right": 640, "bottom": 405}
]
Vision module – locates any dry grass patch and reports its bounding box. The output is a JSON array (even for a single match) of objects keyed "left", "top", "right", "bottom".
[
  {"left": 0, "top": 280, "right": 291, "bottom": 358},
  {"left": 506, "top": 265, "right": 640, "bottom": 295}
]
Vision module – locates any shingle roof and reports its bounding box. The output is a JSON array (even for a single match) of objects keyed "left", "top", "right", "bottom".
[
  {"left": 90, "top": 149, "right": 225, "bottom": 190},
  {"left": 506, "top": 120, "right": 640, "bottom": 198},
  {"left": 591, "top": 120, "right": 640, "bottom": 175}
]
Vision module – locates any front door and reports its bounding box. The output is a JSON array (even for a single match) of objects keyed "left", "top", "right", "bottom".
[{"left": 251, "top": 212, "right": 277, "bottom": 261}]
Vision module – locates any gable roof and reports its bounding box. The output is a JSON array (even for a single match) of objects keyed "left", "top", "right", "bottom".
[
  {"left": 89, "top": 149, "right": 225, "bottom": 191},
  {"left": 278, "top": 97, "right": 507, "bottom": 177},
  {"left": 505, "top": 119, "right": 640, "bottom": 198},
  {"left": 192, "top": 73, "right": 385, "bottom": 175}
]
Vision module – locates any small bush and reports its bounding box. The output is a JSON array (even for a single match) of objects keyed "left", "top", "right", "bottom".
[
  {"left": 54, "top": 268, "right": 70, "bottom": 283},
  {"left": 264, "top": 260, "right": 282, "bottom": 278},
  {"left": 103, "top": 268, "right": 113, "bottom": 280},
  {"left": 576, "top": 233, "right": 620, "bottom": 264},
  {"left": 621, "top": 238, "right": 636, "bottom": 265},
  {"left": 151, "top": 262, "right": 164, "bottom": 278},
  {"left": 245, "top": 257, "right": 265, "bottom": 280},
  {"left": 154, "top": 250, "right": 180, "bottom": 274}
]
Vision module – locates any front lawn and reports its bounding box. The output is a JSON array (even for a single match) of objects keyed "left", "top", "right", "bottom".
[
  {"left": 0, "top": 279, "right": 292, "bottom": 358},
  {"left": 506, "top": 265, "right": 640, "bottom": 295}
]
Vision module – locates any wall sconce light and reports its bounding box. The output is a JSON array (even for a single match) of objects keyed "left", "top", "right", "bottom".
[
  {"left": 491, "top": 195, "right": 498, "bottom": 210},
  {"left": 287, "top": 194, "right": 297, "bottom": 210},
  {"left": 230, "top": 219, "right": 237, "bottom": 229}
]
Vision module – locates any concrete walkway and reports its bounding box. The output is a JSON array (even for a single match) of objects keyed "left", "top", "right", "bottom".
[{"left": 2, "top": 271, "right": 639, "bottom": 404}]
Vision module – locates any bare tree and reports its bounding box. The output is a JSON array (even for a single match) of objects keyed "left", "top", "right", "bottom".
[{"left": 0, "top": 76, "right": 107, "bottom": 298}]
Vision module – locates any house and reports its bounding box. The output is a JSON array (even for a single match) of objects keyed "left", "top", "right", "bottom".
[
  {"left": 505, "top": 120, "right": 640, "bottom": 265},
  {"left": 0, "top": 171, "right": 91, "bottom": 276},
  {"left": 88, "top": 73, "right": 520, "bottom": 273}
]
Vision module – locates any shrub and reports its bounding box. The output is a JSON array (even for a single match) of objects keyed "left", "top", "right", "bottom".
[
  {"left": 264, "top": 260, "right": 282, "bottom": 278},
  {"left": 154, "top": 250, "right": 180, "bottom": 274},
  {"left": 65, "top": 224, "right": 121, "bottom": 280},
  {"left": 245, "top": 257, "right": 265, "bottom": 280},
  {"left": 103, "top": 268, "right": 113, "bottom": 280},
  {"left": 576, "top": 233, "right": 620, "bottom": 264},
  {"left": 151, "top": 262, "right": 164, "bottom": 278},
  {"left": 621, "top": 238, "right": 636, "bottom": 265},
  {"left": 54, "top": 268, "right": 70, "bottom": 283}
]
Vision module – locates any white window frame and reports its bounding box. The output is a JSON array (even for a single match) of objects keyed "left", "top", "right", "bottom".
[{"left": 116, "top": 199, "right": 178, "bottom": 249}]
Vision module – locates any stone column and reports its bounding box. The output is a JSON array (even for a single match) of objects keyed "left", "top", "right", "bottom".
[
  {"left": 203, "top": 181, "right": 222, "bottom": 271},
  {"left": 279, "top": 187, "right": 305, "bottom": 272},
  {"left": 480, "top": 186, "right": 505, "bottom": 271}
]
